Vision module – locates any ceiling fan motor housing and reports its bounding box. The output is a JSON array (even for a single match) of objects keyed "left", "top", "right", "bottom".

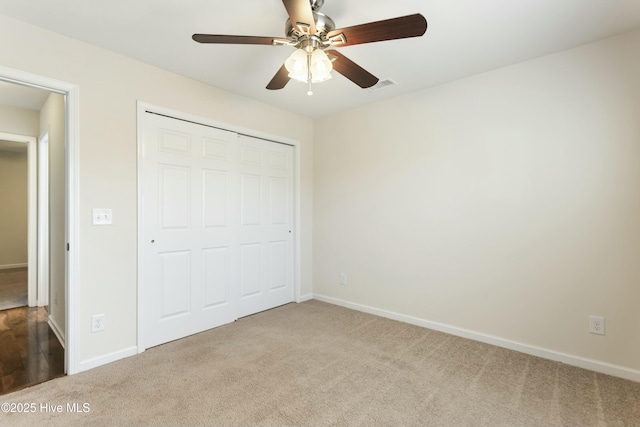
[{"left": 285, "top": 12, "right": 336, "bottom": 44}]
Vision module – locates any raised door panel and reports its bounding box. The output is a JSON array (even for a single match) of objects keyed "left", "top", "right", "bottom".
[
  {"left": 268, "top": 241, "right": 287, "bottom": 291},
  {"left": 159, "top": 251, "right": 191, "bottom": 319},
  {"left": 240, "top": 243, "right": 261, "bottom": 298},
  {"left": 202, "top": 247, "right": 230, "bottom": 308},
  {"left": 202, "top": 170, "right": 228, "bottom": 228},
  {"left": 159, "top": 165, "right": 191, "bottom": 230},
  {"left": 268, "top": 177, "right": 288, "bottom": 225},
  {"left": 240, "top": 174, "right": 262, "bottom": 226}
]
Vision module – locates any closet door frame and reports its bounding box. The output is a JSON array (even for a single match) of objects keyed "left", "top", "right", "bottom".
[{"left": 135, "top": 101, "right": 302, "bottom": 353}]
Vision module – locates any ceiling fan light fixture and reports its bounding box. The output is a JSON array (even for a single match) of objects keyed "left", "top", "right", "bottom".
[
  {"left": 194, "top": 1, "right": 428, "bottom": 96},
  {"left": 285, "top": 47, "right": 333, "bottom": 85}
]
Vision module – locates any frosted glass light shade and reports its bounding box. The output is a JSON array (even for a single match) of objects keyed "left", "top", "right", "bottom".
[
  {"left": 309, "top": 49, "right": 332, "bottom": 82},
  {"left": 285, "top": 49, "right": 309, "bottom": 82},
  {"left": 284, "top": 48, "right": 333, "bottom": 83}
]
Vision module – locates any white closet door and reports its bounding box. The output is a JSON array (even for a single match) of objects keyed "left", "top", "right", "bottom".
[
  {"left": 141, "top": 113, "right": 239, "bottom": 348},
  {"left": 237, "top": 135, "right": 294, "bottom": 317},
  {"left": 141, "top": 113, "right": 294, "bottom": 348}
]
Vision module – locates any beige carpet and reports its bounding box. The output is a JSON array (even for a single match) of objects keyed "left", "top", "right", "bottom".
[
  {"left": 2, "top": 300, "right": 639, "bottom": 426},
  {"left": 0, "top": 267, "right": 28, "bottom": 311}
]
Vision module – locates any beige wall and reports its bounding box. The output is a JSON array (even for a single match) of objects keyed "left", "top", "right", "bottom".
[
  {"left": 0, "top": 148, "right": 28, "bottom": 267},
  {"left": 0, "top": 14, "right": 313, "bottom": 367},
  {"left": 314, "top": 29, "right": 640, "bottom": 373},
  {"left": 40, "top": 93, "right": 66, "bottom": 336},
  {"left": 0, "top": 104, "right": 39, "bottom": 136}
]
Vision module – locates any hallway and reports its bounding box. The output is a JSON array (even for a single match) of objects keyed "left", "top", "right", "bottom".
[{"left": 0, "top": 306, "right": 65, "bottom": 395}]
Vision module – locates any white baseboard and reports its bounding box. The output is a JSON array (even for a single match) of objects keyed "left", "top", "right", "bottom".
[
  {"left": 48, "top": 316, "right": 65, "bottom": 349},
  {"left": 0, "top": 263, "right": 27, "bottom": 270},
  {"left": 78, "top": 346, "right": 138, "bottom": 373},
  {"left": 298, "top": 293, "right": 313, "bottom": 303},
  {"left": 312, "top": 294, "right": 640, "bottom": 383}
]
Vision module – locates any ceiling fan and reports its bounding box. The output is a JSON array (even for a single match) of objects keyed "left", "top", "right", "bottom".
[{"left": 192, "top": 0, "right": 427, "bottom": 95}]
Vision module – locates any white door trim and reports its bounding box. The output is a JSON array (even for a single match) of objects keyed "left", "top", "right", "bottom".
[
  {"left": 0, "top": 65, "right": 80, "bottom": 375},
  {"left": 37, "top": 132, "right": 49, "bottom": 307},
  {"left": 136, "top": 101, "right": 302, "bottom": 353},
  {"left": 0, "top": 132, "right": 37, "bottom": 307}
]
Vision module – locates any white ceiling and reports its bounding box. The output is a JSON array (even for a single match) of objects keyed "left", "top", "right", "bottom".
[{"left": 1, "top": 0, "right": 640, "bottom": 118}]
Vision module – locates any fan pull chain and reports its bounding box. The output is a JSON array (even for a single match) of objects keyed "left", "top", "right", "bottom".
[{"left": 307, "top": 51, "right": 313, "bottom": 95}]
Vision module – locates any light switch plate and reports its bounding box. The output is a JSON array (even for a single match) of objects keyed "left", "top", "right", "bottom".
[{"left": 92, "top": 208, "right": 112, "bottom": 225}]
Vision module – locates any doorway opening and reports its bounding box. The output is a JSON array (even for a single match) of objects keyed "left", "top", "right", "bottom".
[
  {"left": 0, "top": 65, "right": 80, "bottom": 392},
  {"left": 0, "top": 84, "right": 66, "bottom": 394}
]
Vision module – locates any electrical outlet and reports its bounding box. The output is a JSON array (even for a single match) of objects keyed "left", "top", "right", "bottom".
[
  {"left": 340, "top": 273, "right": 347, "bottom": 286},
  {"left": 589, "top": 315, "right": 605, "bottom": 335},
  {"left": 91, "top": 314, "right": 106, "bottom": 332}
]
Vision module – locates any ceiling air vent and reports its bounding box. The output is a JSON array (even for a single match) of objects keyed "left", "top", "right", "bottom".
[{"left": 368, "top": 79, "right": 397, "bottom": 92}]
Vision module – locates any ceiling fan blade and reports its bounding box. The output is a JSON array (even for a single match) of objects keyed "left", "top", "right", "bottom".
[
  {"left": 327, "top": 13, "right": 427, "bottom": 47},
  {"left": 192, "top": 34, "right": 282, "bottom": 45},
  {"left": 266, "top": 65, "right": 291, "bottom": 90},
  {"left": 327, "top": 50, "right": 379, "bottom": 89},
  {"left": 282, "top": 0, "right": 316, "bottom": 35}
]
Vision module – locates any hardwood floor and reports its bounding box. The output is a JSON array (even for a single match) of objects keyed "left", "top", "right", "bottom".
[
  {"left": 0, "top": 267, "right": 28, "bottom": 311},
  {"left": 0, "top": 306, "right": 65, "bottom": 395}
]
